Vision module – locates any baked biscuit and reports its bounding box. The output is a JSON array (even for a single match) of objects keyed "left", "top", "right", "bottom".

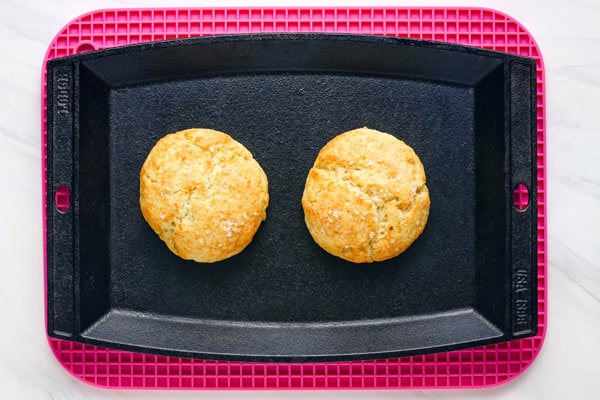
[
  {"left": 140, "top": 128, "right": 269, "bottom": 263},
  {"left": 302, "top": 127, "right": 430, "bottom": 263}
]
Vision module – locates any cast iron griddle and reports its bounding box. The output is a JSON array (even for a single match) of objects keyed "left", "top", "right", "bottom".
[{"left": 46, "top": 34, "right": 537, "bottom": 362}]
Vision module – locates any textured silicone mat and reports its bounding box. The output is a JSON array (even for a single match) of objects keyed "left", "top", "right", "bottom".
[{"left": 43, "top": 7, "right": 546, "bottom": 389}]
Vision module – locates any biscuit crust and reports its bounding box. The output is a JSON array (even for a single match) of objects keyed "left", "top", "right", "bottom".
[
  {"left": 302, "top": 127, "right": 430, "bottom": 263},
  {"left": 140, "top": 128, "right": 269, "bottom": 263}
]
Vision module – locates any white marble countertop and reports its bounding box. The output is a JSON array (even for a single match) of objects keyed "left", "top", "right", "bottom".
[{"left": 1, "top": 0, "right": 599, "bottom": 398}]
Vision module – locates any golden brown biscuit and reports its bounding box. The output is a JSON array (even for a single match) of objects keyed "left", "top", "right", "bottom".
[
  {"left": 140, "top": 128, "right": 269, "bottom": 263},
  {"left": 302, "top": 127, "right": 430, "bottom": 263}
]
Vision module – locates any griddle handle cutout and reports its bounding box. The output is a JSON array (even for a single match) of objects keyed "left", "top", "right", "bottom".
[
  {"left": 47, "top": 63, "right": 77, "bottom": 338},
  {"left": 509, "top": 61, "right": 538, "bottom": 337}
]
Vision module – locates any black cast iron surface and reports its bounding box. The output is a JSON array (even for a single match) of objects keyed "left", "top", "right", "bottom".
[{"left": 46, "top": 34, "right": 537, "bottom": 361}]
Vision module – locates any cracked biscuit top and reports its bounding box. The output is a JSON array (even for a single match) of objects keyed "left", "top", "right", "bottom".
[
  {"left": 140, "top": 128, "right": 269, "bottom": 263},
  {"left": 302, "top": 127, "right": 430, "bottom": 263}
]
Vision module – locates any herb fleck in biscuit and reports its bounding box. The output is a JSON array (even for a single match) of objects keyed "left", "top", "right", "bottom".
[
  {"left": 302, "top": 127, "right": 429, "bottom": 263},
  {"left": 140, "top": 128, "right": 268, "bottom": 263}
]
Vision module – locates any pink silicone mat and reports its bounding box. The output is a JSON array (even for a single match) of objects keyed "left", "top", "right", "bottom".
[{"left": 42, "top": 7, "right": 546, "bottom": 390}]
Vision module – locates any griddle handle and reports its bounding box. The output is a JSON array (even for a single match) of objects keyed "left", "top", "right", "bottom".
[
  {"left": 46, "top": 63, "right": 77, "bottom": 338},
  {"left": 509, "top": 60, "right": 538, "bottom": 337}
]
